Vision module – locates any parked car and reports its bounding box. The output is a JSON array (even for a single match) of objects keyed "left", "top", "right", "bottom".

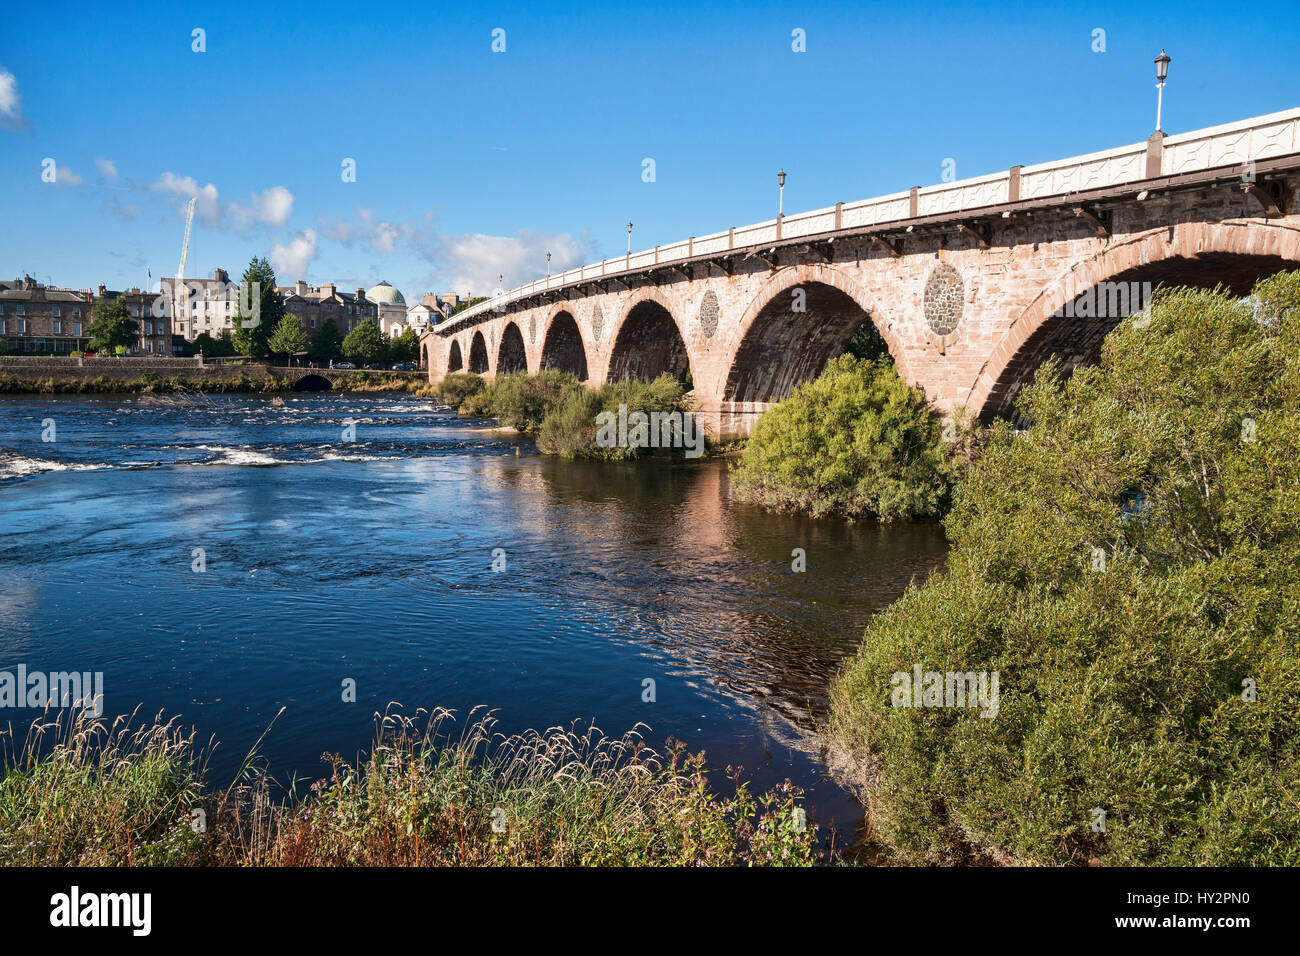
[
  {"left": 391, "top": 362, "right": 416, "bottom": 371},
  {"left": 334, "top": 361, "right": 356, "bottom": 370}
]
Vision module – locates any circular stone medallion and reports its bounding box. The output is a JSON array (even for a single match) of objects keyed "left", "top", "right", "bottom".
[{"left": 923, "top": 263, "right": 964, "bottom": 336}]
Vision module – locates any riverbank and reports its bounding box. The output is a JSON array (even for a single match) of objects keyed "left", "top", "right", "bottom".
[
  {"left": 0, "top": 370, "right": 429, "bottom": 395},
  {"left": 0, "top": 708, "right": 820, "bottom": 866}
]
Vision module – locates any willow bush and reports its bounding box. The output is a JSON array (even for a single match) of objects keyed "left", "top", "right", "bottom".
[
  {"left": 730, "top": 354, "right": 956, "bottom": 520},
  {"left": 828, "top": 274, "right": 1300, "bottom": 865}
]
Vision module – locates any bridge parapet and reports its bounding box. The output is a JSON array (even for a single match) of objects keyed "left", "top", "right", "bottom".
[{"left": 437, "top": 108, "right": 1300, "bottom": 332}]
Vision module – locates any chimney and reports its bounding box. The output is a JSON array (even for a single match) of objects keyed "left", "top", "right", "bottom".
[
  {"left": 214, "top": 268, "right": 229, "bottom": 284},
  {"left": 97, "top": 283, "right": 107, "bottom": 296}
]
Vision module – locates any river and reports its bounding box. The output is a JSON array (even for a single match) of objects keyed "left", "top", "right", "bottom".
[{"left": 0, "top": 392, "right": 946, "bottom": 849}]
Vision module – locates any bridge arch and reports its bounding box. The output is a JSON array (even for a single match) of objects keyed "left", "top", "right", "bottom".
[
  {"left": 540, "top": 309, "right": 589, "bottom": 380},
  {"left": 607, "top": 289, "right": 693, "bottom": 384},
  {"left": 971, "top": 220, "right": 1300, "bottom": 422},
  {"left": 497, "top": 321, "right": 527, "bottom": 375},
  {"left": 292, "top": 373, "right": 332, "bottom": 392},
  {"left": 469, "top": 331, "right": 490, "bottom": 375},
  {"left": 447, "top": 339, "right": 463, "bottom": 372},
  {"left": 722, "top": 263, "right": 903, "bottom": 403}
]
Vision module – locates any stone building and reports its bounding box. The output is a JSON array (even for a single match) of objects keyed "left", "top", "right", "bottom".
[
  {"left": 158, "top": 268, "right": 239, "bottom": 340},
  {"left": 0, "top": 276, "right": 92, "bottom": 354},
  {"left": 367, "top": 280, "right": 407, "bottom": 336},
  {"left": 278, "top": 281, "right": 378, "bottom": 338},
  {"left": 94, "top": 283, "right": 174, "bottom": 355}
]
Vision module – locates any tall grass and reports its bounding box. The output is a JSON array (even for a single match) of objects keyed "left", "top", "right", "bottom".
[{"left": 0, "top": 706, "right": 820, "bottom": 867}]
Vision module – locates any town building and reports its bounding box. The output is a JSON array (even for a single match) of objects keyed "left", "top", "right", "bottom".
[
  {"left": 367, "top": 280, "right": 407, "bottom": 337},
  {"left": 278, "top": 281, "right": 378, "bottom": 337},
  {"left": 94, "top": 283, "right": 175, "bottom": 355},
  {"left": 0, "top": 276, "right": 92, "bottom": 354},
  {"left": 158, "top": 268, "right": 240, "bottom": 340}
]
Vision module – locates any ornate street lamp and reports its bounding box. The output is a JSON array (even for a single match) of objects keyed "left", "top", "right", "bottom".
[
  {"left": 546, "top": 251, "right": 551, "bottom": 277},
  {"left": 627, "top": 221, "right": 633, "bottom": 255},
  {"left": 778, "top": 168, "right": 786, "bottom": 216},
  {"left": 1154, "top": 49, "right": 1171, "bottom": 132}
]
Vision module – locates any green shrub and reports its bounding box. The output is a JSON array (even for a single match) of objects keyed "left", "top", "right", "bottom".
[
  {"left": 489, "top": 369, "right": 583, "bottom": 431},
  {"left": 432, "top": 372, "right": 485, "bottom": 409},
  {"left": 730, "top": 354, "right": 955, "bottom": 520},
  {"left": 828, "top": 274, "right": 1300, "bottom": 865},
  {"left": 536, "top": 374, "right": 688, "bottom": 460}
]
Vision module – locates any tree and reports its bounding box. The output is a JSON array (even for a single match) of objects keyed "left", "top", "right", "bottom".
[
  {"left": 309, "top": 318, "right": 343, "bottom": 363},
  {"left": 342, "top": 319, "right": 384, "bottom": 364},
  {"left": 230, "top": 256, "right": 284, "bottom": 358},
  {"left": 86, "top": 297, "right": 140, "bottom": 354},
  {"left": 828, "top": 272, "right": 1300, "bottom": 866},
  {"left": 389, "top": 326, "right": 419, "bottom": 362},
  {"left": 268, "top": 314, "right": 309, "bottom": 361},
  {"left": 192, "top": 331, "right": 234, "bottom": 357}
]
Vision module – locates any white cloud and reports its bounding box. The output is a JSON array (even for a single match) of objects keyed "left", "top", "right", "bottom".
[
  {"left": 438, "top": 229, "right": 592, "bottom": 294},
  {"left": 151, "top": 171, "right": 222, "bottom": 225},
  {"left": 317, "top": 207, "right": 416, "bottom": 252},
  {"left": 50, "top": 163, "right": 83, "bottom": 187},
  {"left": 229, "top": 185, "right": 294, "bottom": 230},
  {"left": 0, "top": 67, "right": 28, "bottom": 131},
  {"left": 270, "top": 229, "right": 318, "bottom": 279},
  {"left": 93, "top": 156, "right": 119, "bottom": 181}
]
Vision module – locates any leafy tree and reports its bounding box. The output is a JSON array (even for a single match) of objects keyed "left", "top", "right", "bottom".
[
  {"left": 309, "top": 318, "right": 343, "bottom": 363},
  {"left": 389, "top": 327, "right": 419, "bottom": 362},
  {"left": 192, "top": 331, "right": 234, "bottom": 357},
  {"left": 86, "top": 297, "right": 140, "bottom": 353},
  {"left": 230, "top": 256, "right": 284, "bottom": 358},
  {"left": 828, "top": 273, "right": 1300, "bottom": 866},
  {"left": 342, "top": 319, "right": 384, "bottom": 364},
  {"left": 730, "top": 353, "right": 955, "bottom": 520},
  {"left": 267, "top": 314, "right": 309, "bottom": 361}
]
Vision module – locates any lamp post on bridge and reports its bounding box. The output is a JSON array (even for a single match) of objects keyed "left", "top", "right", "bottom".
[
  {"left": 626, "top": 221, "right": 633, "bottom": 256},
  {"left": 778, "top": 168, "right": 786, "bottom": 217},
  {"left": 546, "top": 251, "right": 551, "bottom": 278},
  {"left": 1154, "top": 49, "right": 1171, "bottom": 133}
]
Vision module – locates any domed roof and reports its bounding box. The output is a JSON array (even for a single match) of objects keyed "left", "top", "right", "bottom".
[{"left": 366, "top": 280, "right": 405, "bottom": 305}]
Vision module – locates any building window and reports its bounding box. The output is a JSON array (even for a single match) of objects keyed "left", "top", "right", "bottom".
[
  {"left": 16, "top": 305, "right": 24, "bottom": 316},
  {"left": 17, "top": 319, "right": 26, "bottom": 333},
  {"left": 74, "top": 307, "right": 81, "bottom": 317},
  {"left": 130, "top": 306, "right": 139, "bottom": 317},
  {"left": 52, "top": 306, "right": 61, "bottom": 317},
  {"left": 74, "top": 323, "right": 82, "bottom": 335},
  {"left": 53, "top": 321, "right": 61, "bottom": 334}
]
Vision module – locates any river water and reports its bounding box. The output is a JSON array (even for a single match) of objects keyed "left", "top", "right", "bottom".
[{"left": 0, "top": 392, "right": 946, "bottom": 847}]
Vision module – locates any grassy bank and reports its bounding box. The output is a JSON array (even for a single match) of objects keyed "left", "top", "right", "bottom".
[
  {"left": 827, "top": 273, "right": 1300, "bottom": 865},
  {"left": 0, "top": 371, "right": 427, "bottom": 395},
  {"left": 0, "top": 708, "right": 819, "bottom": 866}
]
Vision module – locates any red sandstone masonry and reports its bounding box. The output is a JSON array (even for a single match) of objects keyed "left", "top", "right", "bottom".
[{"left": 422, "top": 174, "right": 1300, "bottom": 437}]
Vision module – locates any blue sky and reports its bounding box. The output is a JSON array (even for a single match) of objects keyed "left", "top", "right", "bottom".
[{"left": 2, "top": 0, "right": 1298, "bottom": 300}]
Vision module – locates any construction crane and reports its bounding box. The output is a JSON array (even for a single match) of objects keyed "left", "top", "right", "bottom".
[{"left": 173, "top": 197, "right": 196, "bottom": 337}]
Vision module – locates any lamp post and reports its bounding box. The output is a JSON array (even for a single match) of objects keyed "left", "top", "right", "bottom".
[
  {"left": 778, "top": 168, "right": 786, "bottom": 216},
  {"left": 627, "top": 221, "right": 633, "bottom": 255},
  {"left": 1154, "top": 49, "right": 1171, "bottom": 133},
  {"left": 546, "top": 251, "right": 551, "bottom": 277}
]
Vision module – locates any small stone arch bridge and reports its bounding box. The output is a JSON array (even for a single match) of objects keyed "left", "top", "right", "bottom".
[{"left": 421, "top": 108, "right": 1300, "bottom": 437}]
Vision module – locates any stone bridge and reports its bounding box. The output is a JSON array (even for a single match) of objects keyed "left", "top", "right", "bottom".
[{"left": 421, "top": 108, "right": 1300, "bottom": 437}]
